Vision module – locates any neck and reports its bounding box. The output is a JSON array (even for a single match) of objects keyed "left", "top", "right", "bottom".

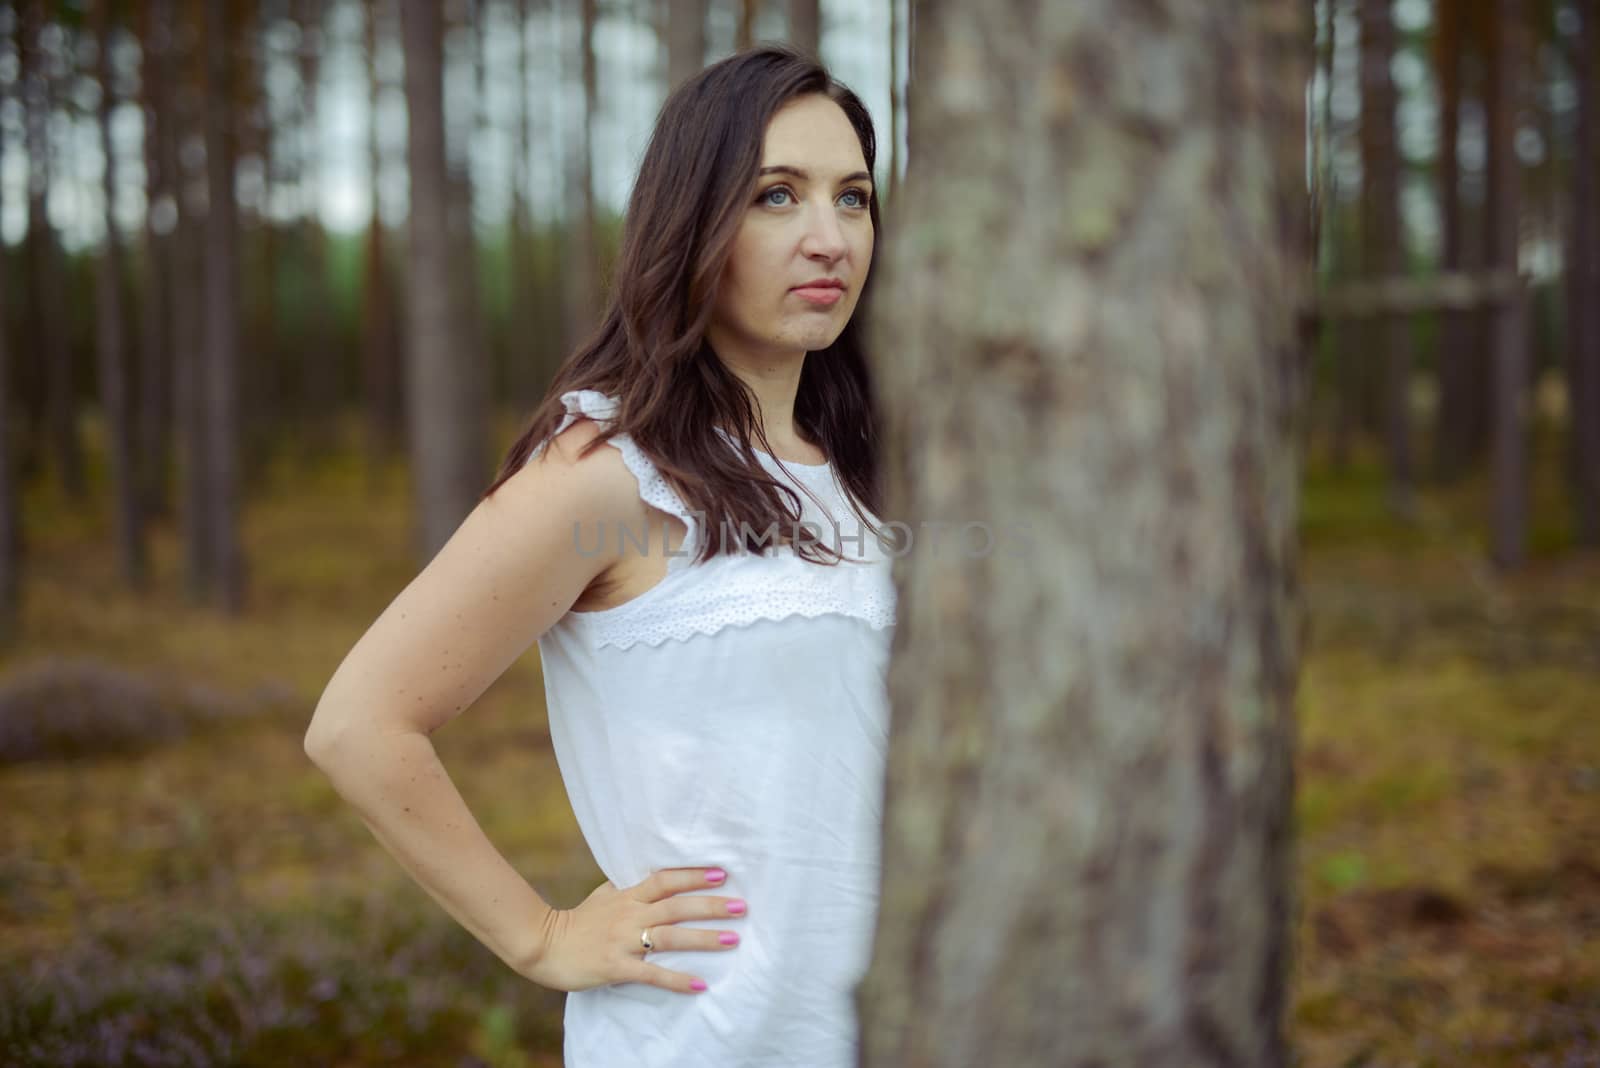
[{"left": 712, "top": 344, "right": 809, "bottom": 449}]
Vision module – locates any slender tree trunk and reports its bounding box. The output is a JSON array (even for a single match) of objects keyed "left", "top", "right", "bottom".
[
  {"left": 400, "top": 1, "right": 490, "bottom": 558},
  {"left": 234, "top": 0, "right": 273, "bottom": 478},
  {"left": 736, "top": 0, "right": 757, "bottom": 50},
  {"left": 460, "top": 0, "right": 491, "bottom": 429},
  {"left": 858, "top": 3, "right": 1309, "bottom": 1064},
  {"left": 93, "top": 0, "right": 148, "bottom": 588},
  {"left": 1328, "top": 0, "right": 1355, "bottom": 471},
  {"left": 138, "top": 0, "right": 175, "bottom": 522},
  {"left": 788, "top": 0, "right": 818, "bottom": 57},
  {"left": 1360, "top": 0, "right": 1414, "bottom": 517},
  {"left": 362, "top": 0, "right": 404, "bottom": 479},
  {"left": 21, "top": 1, "right": 84, "bottom": 499},
  {"left": 0, "top": 40, "right": 19, "bottom": 646},
  {"left": 1465, "top": 12, "right": 1496, "bottom": 468},
  {"left": 1433, "top": 0, "right": 1468, "bottom": 483},
  {"left": 563, "top": 0, "right": 601, "bottom": 344},
  {"left": 1571, "top": 0, "right": 1600, "bottom": 545},
  {"left": 508, "top": 0, "right": 540, "bottom": 407},
  {"left": 202, "top": 0, "right": 244, "bottom": 610},
  {"left": 667, "top": 0, "right": 707, "bottom": 90},
  {"left": 1488, "top": 0, "right": 1527, "bottom": 570},
  {"left": 298, "top": 0, "right": 338, "bottom": 447},
  {"left": 171, "top": 0, "right": 210, "bottom": 600},
  {"left": 887, "top": 0, "right": 900, "bottom": 206}
]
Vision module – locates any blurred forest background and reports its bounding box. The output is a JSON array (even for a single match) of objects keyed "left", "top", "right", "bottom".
[{"left": 0, "top": 0, "right": 1596, "bottom": 1065}]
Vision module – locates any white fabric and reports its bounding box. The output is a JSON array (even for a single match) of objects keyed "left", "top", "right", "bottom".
[{"left": 527, "top": 389, "right": 896, "bottom": 1067}]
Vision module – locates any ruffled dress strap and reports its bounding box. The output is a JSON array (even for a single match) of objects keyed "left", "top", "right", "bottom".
[{"left": 528, "top": 389, "right": 701, "bottom": 574}]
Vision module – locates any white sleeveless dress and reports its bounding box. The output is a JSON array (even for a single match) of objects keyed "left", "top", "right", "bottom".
[{"left": 527, "top": 389, "right": 897, "bottom": 1067}]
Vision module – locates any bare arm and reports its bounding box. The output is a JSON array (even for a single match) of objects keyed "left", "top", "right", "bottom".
[{"left": 303, "top": 419, "right": 633, "bottom": 977}]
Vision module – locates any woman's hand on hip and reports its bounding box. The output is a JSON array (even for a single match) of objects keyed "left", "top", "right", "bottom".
[{"left": 523, "top": 866, "right": 746, "bottom": 994}]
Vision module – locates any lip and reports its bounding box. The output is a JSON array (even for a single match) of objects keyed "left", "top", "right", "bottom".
[{"left": 792, "top": 287, "right": 844, "bottom": 306}]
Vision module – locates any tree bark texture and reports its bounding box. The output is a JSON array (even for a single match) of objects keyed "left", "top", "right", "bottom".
[{"left": 858, "top": 3, "right": 1309, "bottom": 1065}]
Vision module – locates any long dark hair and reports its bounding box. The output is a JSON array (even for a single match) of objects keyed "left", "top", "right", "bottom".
[{"left": 482, "top": 44, "right": 883, "bottom": 566}]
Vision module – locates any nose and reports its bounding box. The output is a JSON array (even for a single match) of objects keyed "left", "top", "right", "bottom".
[{"left": 799, "top": 200, "right": 848, "bottom": 263}]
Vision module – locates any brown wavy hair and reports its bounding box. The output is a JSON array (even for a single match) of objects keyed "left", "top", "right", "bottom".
[{"left": 481, "top": 44, "right": 884, "bottom": 566}]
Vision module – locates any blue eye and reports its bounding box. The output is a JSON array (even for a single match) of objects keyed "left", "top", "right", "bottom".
[{"left": 757, "top": 185, "right": 872, "bottom": 210}]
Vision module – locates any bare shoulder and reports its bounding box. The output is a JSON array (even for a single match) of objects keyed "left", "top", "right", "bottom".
[{"left": 498, "top": 416, "right": 648, "bottom": 531}]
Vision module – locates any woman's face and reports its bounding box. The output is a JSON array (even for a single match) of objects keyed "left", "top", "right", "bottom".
[{"left": 707, "top": 93, "right": 875, "bottom": 361}]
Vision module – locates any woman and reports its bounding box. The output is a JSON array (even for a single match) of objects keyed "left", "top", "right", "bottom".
[{"left": 305, "top": 44, "right": 894, "bottom": 1067}]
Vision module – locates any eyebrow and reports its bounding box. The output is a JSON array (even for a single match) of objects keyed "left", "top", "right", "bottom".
[{"left": 758, "top": 165, "right": 874, "bottom": 185}]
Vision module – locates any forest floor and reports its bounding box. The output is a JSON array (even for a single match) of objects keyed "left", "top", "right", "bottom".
[{"left": 1, "top": 433, "right": 1597, "bottom": 1067}]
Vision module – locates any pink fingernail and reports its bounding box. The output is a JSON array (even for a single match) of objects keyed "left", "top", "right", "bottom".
[
  {"left": 690, "top": 979, "right": 708, "bottom": 991},
  {"left": 719, "top": 932, "right": 740, "bottom": 945},
  {"left": 727, "top": 899, "right": 746, "bottom": 915},
  {"left": 705, "top": 868, "right": 726, "bottom": 883}
]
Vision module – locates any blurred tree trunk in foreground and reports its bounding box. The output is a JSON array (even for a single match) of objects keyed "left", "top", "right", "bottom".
[{"left": 860, "top": 2, "right": 1309, "bottom": 1065}]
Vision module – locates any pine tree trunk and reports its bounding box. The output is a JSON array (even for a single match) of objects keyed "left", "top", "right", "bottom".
[
  {"left": 21, "top": 2, "right": 84, "bottom": 499},
  {"left": 138, "top": 0, "right": 175, "bottom": 523},
  {"left": 0, "top": 43, "right": 19, "bottom": 646},
  {"left": 1488, "top": 0, "right": 1527, "bottom": 570},
  {"left": 736, "top": 0, "right": 756, "bottom": 51},
  {"left": 788, "top": 0, "right": 818, "bottom": 57},
  {"left": 400, "top": 1, "right": 490, "bottom": 559},
  {"left": 858, "top": 3, "right": 1308, "bottom": 1064},
  {"left": 361, "top": 0, "right": 404, "bottom": 483},
  {"left": 299, "top": 0, "right": 339, "bottom": 446},
  {"left": 1433, "top": 0, "right": 1469, "bottom": 483},
  {"left": 666, "top": 0, "right": 707, "bottom": 91},
  {"left": 202, "top": 0, "right": 244, "bottom": 610},
  {"left": 508, "top": 0, "right": 541, "bottom": 407},
  {"left": 169, "top": 0, "right": 211, "bottom": 601},
  {"left": 1360, "top": 0, "right": 1414, "bottom": 517},
  {"left": 93, "top": 0, "right": 148, "bottom": 588},
  {"left": 563, "top": 0, "right": 602, "bottom": 346},
  {"left": 1571, "top": 1, "right": 1600, "bottom": 545},
  {"left": 887, "top": 0, "right": 902, "bottom": 207}
]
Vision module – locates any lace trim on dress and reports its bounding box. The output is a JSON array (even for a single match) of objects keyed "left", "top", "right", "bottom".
[
  {"left": 534, "top": 389, "right": 896, "bottom": 649},
  {"left": 578, "top": 556, "right": 897, "bottom": 650},
  {"left": 530, "top": 389, "right": 701, "bottom": 576}
]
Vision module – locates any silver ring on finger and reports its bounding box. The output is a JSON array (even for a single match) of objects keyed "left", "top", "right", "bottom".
[{"left": 640, "top": 927, "right": 654, "bottom": 955}]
